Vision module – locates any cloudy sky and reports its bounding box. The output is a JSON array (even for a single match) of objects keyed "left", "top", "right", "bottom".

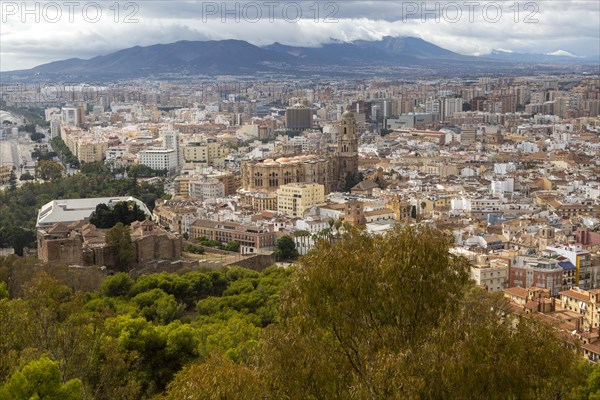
[{"left": 1, "top": 0, "right": 599, "bottom": 71}]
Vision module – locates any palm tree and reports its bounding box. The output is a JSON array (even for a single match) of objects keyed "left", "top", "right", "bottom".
[{"left": 334, "top": 219, "right": 342, "bottom": 237}]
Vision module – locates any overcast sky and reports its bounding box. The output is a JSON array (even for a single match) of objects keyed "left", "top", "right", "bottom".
[{"left": 1, "top": 0, "right": 599, "bottom": 71}]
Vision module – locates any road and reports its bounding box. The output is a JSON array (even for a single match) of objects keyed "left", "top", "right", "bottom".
[
  {"left": 0, "top": 139, "right": 20, "bottom": 170},
  {"left": 1, "top": 132, "right": 37, "bottom": 187}
]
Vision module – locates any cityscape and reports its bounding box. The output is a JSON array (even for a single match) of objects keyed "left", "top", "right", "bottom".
[{"left": 1, "top": 1, "right": 600, "bottom": 398}]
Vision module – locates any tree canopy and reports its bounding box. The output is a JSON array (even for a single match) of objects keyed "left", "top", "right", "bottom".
[
  {"left": 0, "top": 356, "right": 84, "bottom": 400},
  {"left": 165, "top": 226, "right": 585, "bottom": 400},
  {"left": 274, "top": 235, "right": 298, "bottom": 261},
  {"left": 106, "top": 223, "right": 135, "bottom": 271},
  {"left": 0, "top": 162, "right": 165, "bottom": 253},
  {"left": 0, "top": 226, "right": 597, "bottom": 399},
  {"left": 89, "top": 201, "right": 147, "bottom": 229}
]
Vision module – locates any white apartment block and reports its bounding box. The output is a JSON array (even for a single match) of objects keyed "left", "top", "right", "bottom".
[
  {"left": 138, "top": 148, "right": 178, "bottom": 171},
  {"left": 61, "top": 107, "right": 81, "bottom": 126},
  {"left": 188, "top": 178, "right": 225, "bottom": 201},
  {"left": 470, "top": 258, "right": 509, "bottom": 293}
]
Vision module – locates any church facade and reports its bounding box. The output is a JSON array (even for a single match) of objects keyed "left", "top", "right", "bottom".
[{"left": 241, "top": 106, "right": 359, "bottom": 194}]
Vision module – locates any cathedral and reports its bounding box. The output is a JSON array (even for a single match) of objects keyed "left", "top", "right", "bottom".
[{"left": 241, "top": 105, "right": 359, "bottom": 194}]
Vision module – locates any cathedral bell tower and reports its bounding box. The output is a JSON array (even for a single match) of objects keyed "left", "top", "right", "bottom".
[{"left": 336, "top": 105, "right": 359, "bottom": 190}]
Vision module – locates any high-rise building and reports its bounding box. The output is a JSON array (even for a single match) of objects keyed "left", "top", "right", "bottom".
[
  {"left": 285, "top": 104, "right": 312, "bottom": 130},
  {"left": 442, "top": 97, "right": 463, "bottom": 121},
  {"left": 61, "top": 106, "right": 82, "bottom": 126},
  {"left": 161, "top": 128, "right": 182, "bottom": 169},
  {"left": 461, "top": 125, "right": 477, "bottom": 146}
]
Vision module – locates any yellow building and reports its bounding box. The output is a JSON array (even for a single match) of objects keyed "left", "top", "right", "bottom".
[
  {"left": 277, "top": 182, "right": 325, "bottom": 218},
  {"left": 240, "top": 191, "right": 278, "bottom": 211},
  {"left": 388, "top": 197, "right": 412, "bottom": 222},
  {"left": 174, "top": 176, "right": 192, "bottom": 197},
  {"left": 560, "top": 288, "right": 600, "bottom": 330},
  {"left": 76, "top": 140, "right": 108, "bottom": 163},
  {"left": 183, "top": 141, "right": 229, "bottom": 166}
]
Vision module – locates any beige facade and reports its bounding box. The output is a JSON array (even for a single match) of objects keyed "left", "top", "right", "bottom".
[
  {"left": 76, "top": 140, "right": 108, "bottom": 163},
  {"left": 277, "top": 183, "right": 325, "bottom": 218},
  {"left": 560, "top": 288, "right": 600, "bottom": 331},
  {"left": 190, "top": 219, "right": 276, "bottom": 252},
  {"left": 175, "top": 171, "right": 238, "bottom": 197},
  {"left": 242, "top": 155, "right": 333, "bottom": 192},
  {"left": 183, "top": 141, "right": 229, "bottom": 165},
  {"left": 60, "top": 126, "right": 107, "bottom": 163},
  {"left": 240, "top": 191, "right": 278, "bottom": 211},
  {"left": 241, "top": 106, "right": 359, "bottom": 194}
]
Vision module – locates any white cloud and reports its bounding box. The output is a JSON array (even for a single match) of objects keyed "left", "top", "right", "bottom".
[
  {"left": 1, "top": 0, "right": 598, "bottom": 71},
  {"left": 546, "top": 50, "right": 578, "bottom": 57}
]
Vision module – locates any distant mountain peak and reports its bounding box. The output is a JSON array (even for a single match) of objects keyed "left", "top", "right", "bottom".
[{"left": 546, "top": 50, "right": 578, "bottom": 58}]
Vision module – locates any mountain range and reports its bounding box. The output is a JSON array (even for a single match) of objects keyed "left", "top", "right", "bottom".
[{"left": 5, "top": 36, "right": 598, "bottom": 80}]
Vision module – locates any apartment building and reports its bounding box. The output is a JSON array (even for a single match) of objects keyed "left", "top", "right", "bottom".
[
  {"left": 183, "top": 141, "right": 229, "bottom": 165},
  {"left": 560, "top": 288, "right": 600, "bottom": 331},
  {"left": 138, "top": 148, "right": 178, "bottom": 171},
  {"left": 547, "top": 244, "right": 593, "bottom": 290},
  {"left": 190, "top": 219, "right": 276, "bottom": 253},
  {"left": 509, "top": 256, "right": 564, "bottom": 296},
  {"left": 240, "top": 191, "right": 278, "bottom": 211},
  {"left": 76, "top": 140, "right": 108, "bottom": 163},
  {"left": 277, "top": 183, "right": 325, "bottom": 218},
  {"left": 471, "top": 257, "right": 509, "bottom": 292},
  {"left": 188, "top": 177, "right": 225, "bottom": 201}
]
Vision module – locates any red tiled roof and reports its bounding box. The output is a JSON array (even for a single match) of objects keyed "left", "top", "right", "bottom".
[
  {"left": 504, "top": 287, "right": 528, "bottom": 298},
  {"left": 560, "top": 290, "right": 591, "bottom": 302}
]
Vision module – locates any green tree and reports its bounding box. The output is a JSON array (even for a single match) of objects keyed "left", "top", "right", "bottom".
[
  {"left": 224, "top": 240, "right": 240, "bottom": 252},
  {"left": 161, "top": 354, "right": 266, "bottom": 400},
  {"left": 106, "top": 223, "right": 135, "bottom": 271},
  {"left": 132, "top": 288, "right": 183, "bottom": 323},
  {"left": 254, "top": 226, "right": 579, "bottom": 399},
  {"left": 89, "top": 201, "right": 146, "bottom": 229},
  {"left": 80, "top": 161, "right": 111, "bottom": 176},
  {"left": 8, "top": 170, "right": 17, "bottom": 191},
  {"left": 274, "top": 235, "right": 298, "bottom": 261},
  {"left": 101, "top": 272, "right": 134, "bottom": 297},
  {"left": 19, "top": 172, "right": 34, "bottom": 181},
  {"left": 574, "top": 361, "right": 600, "bottom": 399},
  {"left": 0, "top": 355, "right": 84, "bottom": 400},
  {"left": 6, "top": 228, "right": 36, "bottom": 256},
  {"left": 30, "top": 132, "right": 45, "bottom": 142},
  {"left": 0, "top": 282, "right": 7, "bottom": 300},
  {"left": 36, "top": 160, "right": 64, "bottom": 181},
  {"left": 127, "top": 164, "right": 167, "bottom": 178}
]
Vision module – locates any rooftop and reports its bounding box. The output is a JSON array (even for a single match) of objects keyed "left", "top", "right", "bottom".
[{"left": 36, "top": 196, "right": 151, "bottom": 228}]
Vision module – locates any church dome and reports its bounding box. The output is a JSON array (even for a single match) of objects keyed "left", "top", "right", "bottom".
[{"left": 341, "top": 105, "right": 355, "bottom": 121}]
